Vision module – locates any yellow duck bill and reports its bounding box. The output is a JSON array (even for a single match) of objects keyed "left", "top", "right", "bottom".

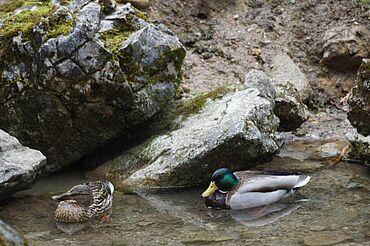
[{"left": 201, "top": 181, "right": 218, "bottom": 198}]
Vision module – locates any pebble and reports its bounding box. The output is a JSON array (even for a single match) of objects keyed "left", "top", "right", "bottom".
[{"left": 310, "top": 225, "right": 327, "bottom": 231}]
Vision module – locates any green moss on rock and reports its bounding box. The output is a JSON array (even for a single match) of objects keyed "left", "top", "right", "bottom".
[
  {"left": 100, "top": 27, "right": 137, "bottom": 55},
  {"left": 0, "top": 0, "right": 75, "bottom": 42},
  {"left": 177, "top": 87, "right": 233, "bottom": 117},
  {"left": 0, "top": 1, "right": 53, "bottom": 40},
  {"left": 348, "top": 140, "right": 370, "bottom": 161},
  {"left": 60, "top": 0, "right": 73, "bottom": 5},
  {"left": 0, "top": 0, "right": 35, "bottom": 15},
  {"left": 132, "top": 8, "right": 150, "bottom": 22},
  {"left": 45, "top": 10, "right": 74, "bottom": 39}
]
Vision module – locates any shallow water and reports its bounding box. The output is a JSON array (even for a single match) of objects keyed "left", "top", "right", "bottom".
[{"left": 0, "top": 159, "right": 369, "bottom": 245}]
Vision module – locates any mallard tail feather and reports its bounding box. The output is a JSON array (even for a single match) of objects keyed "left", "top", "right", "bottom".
[{"left": 293, "top": 175, "right": 311, "bottom": 188}]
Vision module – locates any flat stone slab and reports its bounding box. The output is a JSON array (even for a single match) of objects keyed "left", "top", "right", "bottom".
[{"left": 0, "top": 130, "right": 46, "bottom": 200}]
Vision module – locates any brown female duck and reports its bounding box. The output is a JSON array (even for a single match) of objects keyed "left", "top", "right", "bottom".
[{"left": 52, "top": 181, "right": 114, "bottom": 223}]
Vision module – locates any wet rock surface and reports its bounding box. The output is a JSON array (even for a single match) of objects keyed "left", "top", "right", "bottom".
[
  {"left": 93, "top": 88, "right": 282, "bottom": 190},
  {"left": 0, "top": 0, "right": 185, "bottom": 173},
  {"left": 0, "top": 219, "right": 29, "bottom": 245},
  {"left": 321, "top": 25, "right": 370, "bottom": 72},
  {"left": 0, "top": 130, "right": 46, "bottom": 200},
  {"left": 347, "top": 60, "right": 370, "bottom": 136},
  {"left": 278, "top": 109, "right": 355, "bottom": 162},
  {"left": 274, "top": 82, "right": 309, "bottom": 132},
  {"left": 309, "top": 141, "right": 348, "bottom": 161}
]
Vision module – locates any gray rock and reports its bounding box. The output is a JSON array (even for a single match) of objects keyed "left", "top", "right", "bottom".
[
  {"left": 321, "top": 25, "right": 370, "bottom": 71},
  {"left": 119, "top": 24, "right": 186, "bottom": 91},
  {"left": 93, "top": 88, "right": 282, "bottom": 191},
  {"left": 123, "top": 0, "right": 150, "bottom": 9},
  {"left": 244, "top": 69, "right": 308, "bottom": 132},
  {"left": 347, "top": 60, "right": 370, "bottom": 136},
  {"left": 0, "top": 130, "right": 46, "bottom": 200},
  {"left": 346, "top": 132, "right": 370, "bottom": 163},
  {"left": 0, "top": 1, "right": 185, "bottom": 173},
  {"left": 244, "top": 69, "right": 276, "bottom": 99},
  {"left": 267, "top": 53, "right": 311, "bottom": 100},
  {"left": 73, "top": 39, "right": 112, "bottom": 74},
  {"left": 274, "top": 83, "right": 309, "bottom": 132},
  {"left": 0, "top": 219, "right": 30, "bottom": 245}
]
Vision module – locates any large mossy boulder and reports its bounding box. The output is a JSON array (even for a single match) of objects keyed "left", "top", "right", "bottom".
[
  {"left": 348, "top": 60, "right": 370, "bottom": 136},
  {"left": 0, "top": 130, "right": 46, "bottom": 201},
  {"left": 93, "top": 88, "right": 283, "bottom": 191},
  {"left": 0, "top": 0, "right": 185, "bottom": 172}
]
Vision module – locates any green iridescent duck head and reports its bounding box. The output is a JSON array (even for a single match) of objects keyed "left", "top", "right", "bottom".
[{"left": 201, "top": 168, "right": 239, "bottom": 198}]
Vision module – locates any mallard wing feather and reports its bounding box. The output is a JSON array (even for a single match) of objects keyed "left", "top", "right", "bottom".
[
  {"left": 86, "top": 181, "right": 113, "bottom": 217},
  {"left": 226, "top": 171, "right": 310, "bottom": 209},
  {"left": 233, "top": 171, "right": 311, "bottom": 193}
]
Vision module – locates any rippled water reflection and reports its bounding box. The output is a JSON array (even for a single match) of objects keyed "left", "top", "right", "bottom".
[{"left": 0, "top": 160, "right": 369, "bottom": 245}]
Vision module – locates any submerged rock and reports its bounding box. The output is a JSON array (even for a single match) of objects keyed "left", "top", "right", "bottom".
[
  {"left": 321, "top": 25, "right": 370, "bottom": 71},
  {"left": 274, "top": 83, "right": 309, "bottom": 132},
  {"left": 93, "top": 89, "right": 282, "bottom": 191},
  {"left": 303, "top": 231, "right": 351, "bottom": 246},
  {"left": 267, "top": 53, "right": 311, "bottom": 101},
  {"left": 309, "top": 141, "right": 348, "bottom": 161},
  {"left": 0, "top": 219, "right": 30, "bottom": 245},
  {"left": 0, "top": 0, "right": 185, "bottom": 173},
  {"left": 347, "top": 60, "right": 370, "bottom": 136},
  {"left": 0, "top": 130, "right": 46, "bottom": 200}
]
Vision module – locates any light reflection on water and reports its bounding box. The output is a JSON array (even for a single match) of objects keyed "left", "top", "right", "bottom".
[{"left": 0, "top": 161, "right": 369, "bottom": 245}]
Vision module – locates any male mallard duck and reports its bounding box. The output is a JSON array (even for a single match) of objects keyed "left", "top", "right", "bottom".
[
  {"left": 51, "top": 181, "right": 114, "bottom": 223},
  {"left": 201, "top": 168, "right": 310, "bottom": 210}
]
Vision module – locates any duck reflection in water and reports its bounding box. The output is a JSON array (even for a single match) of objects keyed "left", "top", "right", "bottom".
[{"left": 206, "top": 190, "right": 307, "bottom": 227}]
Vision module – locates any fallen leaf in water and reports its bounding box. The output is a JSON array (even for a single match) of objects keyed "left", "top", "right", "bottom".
[{"left": 324, "top": 145, "right": 350, "bottom": 167}]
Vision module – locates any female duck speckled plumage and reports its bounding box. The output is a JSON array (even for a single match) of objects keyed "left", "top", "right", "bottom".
[
  {"left": 52, "top": 181, "right": 114, "bottom": 223},
  {"left": 202, "top": 168, "right": 310, "bottom": 210}
]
